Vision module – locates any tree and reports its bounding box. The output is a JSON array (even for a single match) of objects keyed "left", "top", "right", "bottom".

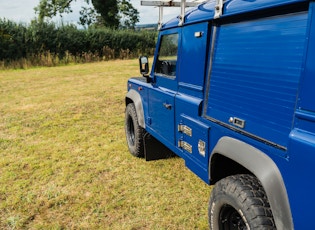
[
  {"left": 35, "top": 0, "right": 139, "bottom": 29},
  {"left": 118, "top": 0, "right": 139, "bottom": 29},
  {"left": 35, "top": 0, "right": 76, "bottom": 22},
  {"left": 91, "top": 0, "right": 119, "bottom": 28},
  {"left": 79, "top": 6, "right": 97, "bottom": 28}
]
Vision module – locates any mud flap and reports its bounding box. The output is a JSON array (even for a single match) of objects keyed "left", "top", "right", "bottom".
[{"left": 144, "top": 133, "right": 175, "bottom": 161}]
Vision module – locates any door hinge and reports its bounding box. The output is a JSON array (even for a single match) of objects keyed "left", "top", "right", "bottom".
[
  {"left": 178, "top": 124, "right": 192, "bottom": 137},
  {"left": 178, "top": 140, "right": 192, "bottom": 153}
]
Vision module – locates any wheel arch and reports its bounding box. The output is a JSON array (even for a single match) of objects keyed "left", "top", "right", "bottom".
[
  {"left": 209, "top": 136, "right": 293, "bottom": 230},
  {"left": 125, "top": 89, "right": 145, "bottom": 128}
]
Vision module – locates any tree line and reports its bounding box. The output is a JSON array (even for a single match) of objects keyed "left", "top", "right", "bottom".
[
  {"left": 0, "top": 19, "right": 157, "bottom": 69},
  {"left": 35, "top": 0, "right": 139, "bottom": 29}
]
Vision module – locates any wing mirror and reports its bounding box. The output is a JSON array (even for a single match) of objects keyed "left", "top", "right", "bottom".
[{"left": 139, "top": 56, "right": 149, "bottom": 76}]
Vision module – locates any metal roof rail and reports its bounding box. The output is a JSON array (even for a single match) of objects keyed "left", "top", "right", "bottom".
[{"left": 214, "top": 0, "right": 223, "bottom": 18}]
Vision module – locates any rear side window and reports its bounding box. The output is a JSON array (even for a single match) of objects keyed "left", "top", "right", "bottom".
[{"left": 154, "top": 33, "right": 178, "bottom": 77}]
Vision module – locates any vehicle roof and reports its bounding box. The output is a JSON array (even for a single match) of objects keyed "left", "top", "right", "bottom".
[{"left": 161, "top": 0, "right": 308, "bottom": 29}]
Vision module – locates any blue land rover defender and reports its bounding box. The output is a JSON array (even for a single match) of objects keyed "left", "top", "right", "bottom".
[{"left": 125, "top": 0, "right": 315, "bottom": 228}]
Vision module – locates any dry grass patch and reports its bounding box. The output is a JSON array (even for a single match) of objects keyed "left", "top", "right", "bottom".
[{"left": 0, "top": 60, "right": 210, "bottom": 229}]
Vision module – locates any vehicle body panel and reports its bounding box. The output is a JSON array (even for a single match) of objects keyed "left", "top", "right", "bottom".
[{"left": 125, "top": 0, "right": 315, "bottom": 229}]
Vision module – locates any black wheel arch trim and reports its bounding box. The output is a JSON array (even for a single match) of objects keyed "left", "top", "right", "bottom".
[
  {"left": 209, "top": 136, "right": 293, "bottom": 230},
  {"left": 126, "top": 89, "right": 145, "bottom": 128}
]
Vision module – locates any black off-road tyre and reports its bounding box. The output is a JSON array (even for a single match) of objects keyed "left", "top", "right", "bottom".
[
  {"left": 209, "top": 174, "right": 276, "bottom": 230},
  {"left": 125, "top": 103, "right": 145, "bottom": 158}
]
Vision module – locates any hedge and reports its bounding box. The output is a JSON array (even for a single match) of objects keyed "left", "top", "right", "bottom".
[{"left": 0, "top": 19, "right": 157, "bottom": 68}]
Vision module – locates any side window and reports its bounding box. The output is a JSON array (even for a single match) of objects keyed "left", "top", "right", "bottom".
[{"left": 154, "top": 33, "right": 178, "bottom": 78}]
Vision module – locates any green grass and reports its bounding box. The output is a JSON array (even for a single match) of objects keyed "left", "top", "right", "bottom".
[{"left": 0, "top": 60, "right": 211, "bottom": 229}]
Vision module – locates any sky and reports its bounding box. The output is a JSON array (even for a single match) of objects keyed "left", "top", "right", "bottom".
[{"left": 0, "top": 0, "right": 181, "bottom": 26}]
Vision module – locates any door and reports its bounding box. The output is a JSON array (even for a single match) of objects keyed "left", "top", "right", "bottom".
[{"left": 148, "top": 29, "right": 180, "bottom": 145}]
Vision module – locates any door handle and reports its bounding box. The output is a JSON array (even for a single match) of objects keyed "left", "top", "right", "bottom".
[{"left": 163, "top": 103, "right": 172, "bottom": 110}]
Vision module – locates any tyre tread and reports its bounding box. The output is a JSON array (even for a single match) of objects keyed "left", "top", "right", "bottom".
[
  {"left": 125, "top": 103, "right": 145, "bottom": 158},
  {"left": 209, "top": 174, "right": 276, "bottom": 229}
]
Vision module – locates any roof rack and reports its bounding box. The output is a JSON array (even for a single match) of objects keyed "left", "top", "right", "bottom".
[
  {"left": 141, "top": 0, "right": 225, "bottom": 30},
  {"left": 141, "top": 0, "right": 202, "bottom": 29},
  {"left": 214, "top": 0, "right": 223, "bottom": 19}
]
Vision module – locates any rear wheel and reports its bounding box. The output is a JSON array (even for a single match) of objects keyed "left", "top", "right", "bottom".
[
  {"left": 125, "top": 103, "right": 145, "bottom": 157},
  {"left": 209, "top": 174, "right": 276, "bottom": 230}
]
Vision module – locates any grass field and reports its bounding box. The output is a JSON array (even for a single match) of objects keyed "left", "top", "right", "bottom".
[{"left": 0, "top": 60, "right": 210, "bottom": 229}]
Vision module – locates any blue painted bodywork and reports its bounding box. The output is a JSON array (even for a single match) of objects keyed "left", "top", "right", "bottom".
[{"left": 126, "top": 0, "right": 315, "bottom": 228}]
